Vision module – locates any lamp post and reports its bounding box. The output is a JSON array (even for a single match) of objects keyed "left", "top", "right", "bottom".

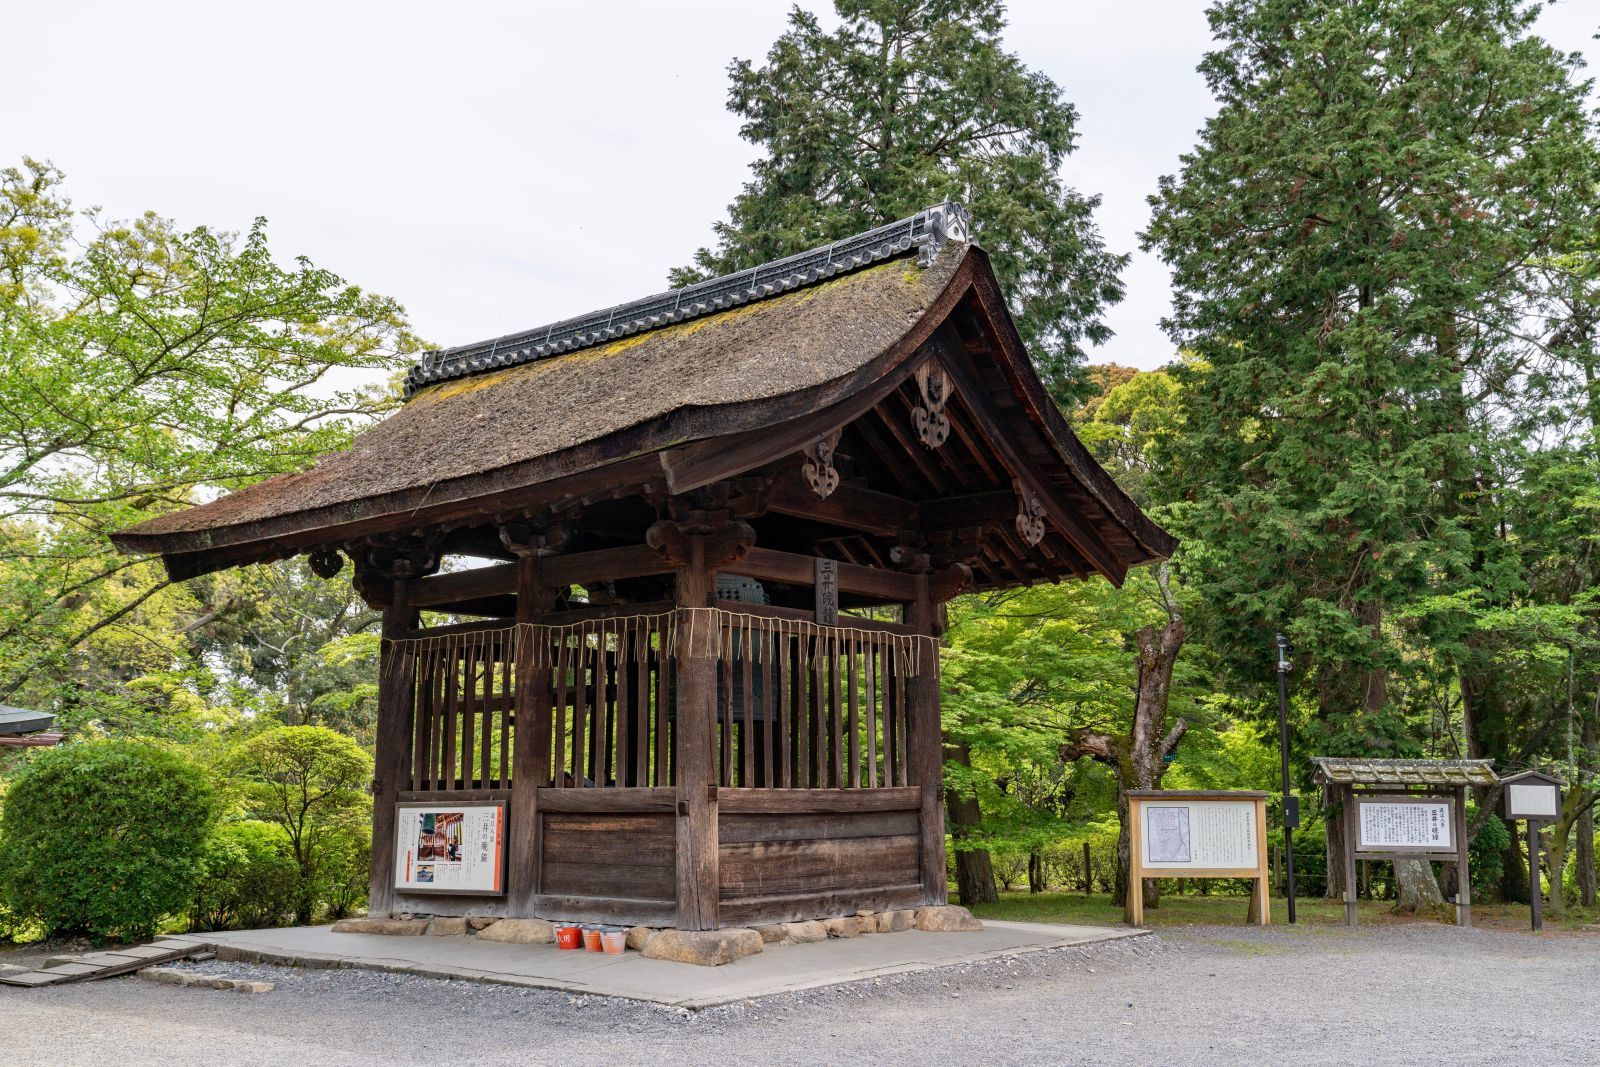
[{"left": 1275, "top": 633, "right": 1298, "bottom": 924}]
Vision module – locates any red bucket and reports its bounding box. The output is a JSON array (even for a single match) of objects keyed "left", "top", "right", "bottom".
[{"left": 556, "top": 925, "right": 582, "bottom": 950}]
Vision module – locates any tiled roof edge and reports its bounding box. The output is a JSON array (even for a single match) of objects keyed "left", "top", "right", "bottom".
[{"left": 404, "top": 202, "right": 972, "bottom": 397}]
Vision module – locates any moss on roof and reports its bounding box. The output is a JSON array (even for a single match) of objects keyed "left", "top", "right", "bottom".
[{"left": 119, "top": 248, "right": 964, "bottom": 544}]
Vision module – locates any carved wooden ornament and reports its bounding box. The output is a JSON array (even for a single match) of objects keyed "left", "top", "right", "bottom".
[
  {"left": 1016, "top": 488, "right": 1047, "bottom": 547},
  {"left": 802, "top": 430, "right": 842, "bottom": 499},
  {"left": 912, "top": 361, "right": 951, "bottom": 449}
]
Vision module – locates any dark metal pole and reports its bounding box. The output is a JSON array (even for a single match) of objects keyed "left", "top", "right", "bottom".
[
  {"left": 1275, "top": 633, "right": 1297, "bottom": 924},
  {"left": 1528, "top": 820, "right": 1543, "bottom": 932}
]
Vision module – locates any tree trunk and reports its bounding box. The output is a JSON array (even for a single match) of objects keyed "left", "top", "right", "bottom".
[
  {"left": 1543, "top": 787, "right": 1596, "bottom": 920},
  {"left": 1577, "top": 802, "right": 1595, "bottom": 909},
  {"left": 1062, "top": 591, "right": 1186, "bottom": 915},
  {"left": 1392, "top": 858, "right": 1448, "bottom": 917},
  {"left": 1324, "top": 791, "right": 1347, "bottom": 900},
  {"left": 944, "top": 740, "right": 997, "bottom": 906},
  {"left": 1027, "top": 849, "right": 1044, "bottom": 894},
  {"left": 1502, "top": 831, "right": 1529, "bottom": 904}
]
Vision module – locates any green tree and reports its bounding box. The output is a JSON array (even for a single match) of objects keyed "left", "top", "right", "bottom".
[
  {"left": 1145, "top": 0, "right": 1600, "bottom": 905},
  {"left": 0, "top": 739, "right": 217, "bottom": 940},
  {"left": 0, "top": 158, "right": 417, "bottom": 721},
  {"left": 677, "top": 0, "right": 1126, "bottom": 402},
  {"left": 223, "top": 725, "right": 372, "bottom": 924}
]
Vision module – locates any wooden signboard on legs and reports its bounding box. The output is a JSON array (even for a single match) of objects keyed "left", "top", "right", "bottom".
[{"left": 1126, "top": 790, "right": 1271, "bottom": 928}]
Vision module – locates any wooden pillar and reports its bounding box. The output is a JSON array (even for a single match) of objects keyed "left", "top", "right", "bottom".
[
  {"left": 1454, "top": 785, "right": 1472, "bottom": 928},
  {"left": 508, "top": 556, "right": 553, "bottom": 916},
  {"left": 368, "top": 578, "right": 413, "bottom": 918},
  {"left": 906, "top": 573, "right": 949, "bottom": 906},
  {"left": 1342, "top": 785, "right": 1360, "bottom": 928},
  {"left": 673, "top": 533, "right": 720, "bottom": 930},
  {"left": 1126, "top": 794, "right": 1145, "bottom": 926}
]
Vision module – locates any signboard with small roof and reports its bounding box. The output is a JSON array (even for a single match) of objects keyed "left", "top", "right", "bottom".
[{"left": 1312, "top": 757, "right": 1498, "bottom": 928}]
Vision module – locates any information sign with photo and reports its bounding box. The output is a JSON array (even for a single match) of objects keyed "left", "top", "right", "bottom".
[{"left": 393, "top": 802, "right": 506, "bottom": 895}]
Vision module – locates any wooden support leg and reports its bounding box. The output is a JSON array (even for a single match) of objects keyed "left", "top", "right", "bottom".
[
  {"left": 368, "top": 580, "right": 413, "bottom": 919},
  {"left": 1454, "top": 786, "right": 1472, "bottom": 928},
  {"left": 907, "top": 574, "right": 949, "bottom": 906},
  {"left": 1342, "top": 789, "right": 1359, "bottom": 928},
  {"left": 1126, "top": 796, "right": 1145, "bottom": 927},
  {"left": 507, "top": 557, "right": 553, "bottom": 916},
  {"left": 673, "top": 537, "right": 719, "bottom": 931}
]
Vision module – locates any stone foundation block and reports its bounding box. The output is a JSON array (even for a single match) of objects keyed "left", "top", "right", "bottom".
[
  {"left": 641, "top": 929, "right": 763, "bottom": 966},
  {"left": 913, "top": 904, "right": 983, "bottom": 932},
  {"left": 626, "top": 926, "right": 654, "bottom": 951},
  {"left": 823, "top": 916, "right": 864, "bottom": 938},
  {"left": 476, "top": 918, "right": 555, "bottom": 945},
  {"left": 877, "top": 909, "right": 915, "bottom": 933},
  {"left": 425, "top": 917, "right": 469, "bottom": 937},
  {"left": 780, "top": 920, "right": 828, "bottom": 944}
]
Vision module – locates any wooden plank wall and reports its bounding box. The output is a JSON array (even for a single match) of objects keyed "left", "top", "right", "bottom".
[{"left": 715, "top": 788, "right": 927, "bottom": 926}]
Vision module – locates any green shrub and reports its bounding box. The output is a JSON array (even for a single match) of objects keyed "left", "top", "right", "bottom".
[
  {"left": 0, "top": 739, "right": 217, "bottom": 941},
  {"left": 190, "top": 821, "right": 299, "bottom": 931},
  {"left": 314, "top": 820, "right": 372, "bottom": 920}
]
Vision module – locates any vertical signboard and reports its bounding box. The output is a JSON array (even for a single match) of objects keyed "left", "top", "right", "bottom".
[{"left": 815, "top": 557, "right": 839, "bottom": 625}]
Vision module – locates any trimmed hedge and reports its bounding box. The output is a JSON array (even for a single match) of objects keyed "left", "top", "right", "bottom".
[{"left": 0, "top": 739, "right": 217, "bottom": 941}]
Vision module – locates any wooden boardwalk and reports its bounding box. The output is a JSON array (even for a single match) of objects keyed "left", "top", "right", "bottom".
[{"left": 0, "top": 939, "right": 206, "bottom": 988}]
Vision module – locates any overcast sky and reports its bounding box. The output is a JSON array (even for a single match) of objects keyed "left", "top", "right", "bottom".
[{"left": 5, "top": 1, "right": 1596, "bottom": 373}]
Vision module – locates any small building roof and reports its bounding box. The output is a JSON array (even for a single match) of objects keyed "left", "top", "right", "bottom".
[{"left": 1311, "top": 757, "right": 1499, "bottom": 787}]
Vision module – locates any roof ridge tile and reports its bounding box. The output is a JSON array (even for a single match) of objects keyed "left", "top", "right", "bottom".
[{"left": 404, "top": 202, "right": 971, "bottom": 396}]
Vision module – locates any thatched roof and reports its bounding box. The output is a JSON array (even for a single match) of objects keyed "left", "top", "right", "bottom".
[
  {"left": 1312, "top": 758, "right": 1499, "bottom": 787},
  {"left": 112, "top": 204, "right": 1175, "bottom": 585}
]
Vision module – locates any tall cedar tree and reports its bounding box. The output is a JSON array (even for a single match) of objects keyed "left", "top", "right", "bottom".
[
  {"left": 1145, "top": 0, "right": 1600, "bottom": 901},
  {"left": 675, "top": 0, "right": 1126, "bottom": 404}
]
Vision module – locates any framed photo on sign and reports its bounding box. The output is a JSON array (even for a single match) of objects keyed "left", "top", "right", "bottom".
[{"left": 394, "top": 802, "right": 506, "bottom": 895}]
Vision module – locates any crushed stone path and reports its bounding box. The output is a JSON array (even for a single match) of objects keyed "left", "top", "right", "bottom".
[{"left": 3, "top": 922, "right": 1595, "bottom": 1066}]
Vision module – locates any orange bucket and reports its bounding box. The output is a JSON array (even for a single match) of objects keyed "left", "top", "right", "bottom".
[
  {"left": 582, "top": 927, "right": 603, "bottom": 952},
  {"left": 556, "top": 925, "right": 582, "bottom": 950}
]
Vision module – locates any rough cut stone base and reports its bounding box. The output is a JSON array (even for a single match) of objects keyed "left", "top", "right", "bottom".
[
  {"left": 331, "top": 917, "right": 428, "bottom": 936},
  {"left": 626, "top": 926, "right": 654, "bottom": 951},
  {"left": 425, "top": 917, "right": 468, "bottom": 937},
  {"left": 476, "top": 918, "right": 555, "bottom": 945},
  {"left": 779, "top": 920, "right": 828, "bottom": 944},
  {"left": 914, "top": 904, "right": 983, "bottom": 932},
  {"left": 641, "top": 929, "right": 763, "bottom": 966},
  {"left": 823, "top": 916, "right": 864, "bottom": 938},
  {"left": 877, "top": 909, "right": 915, "bottom": 932}
]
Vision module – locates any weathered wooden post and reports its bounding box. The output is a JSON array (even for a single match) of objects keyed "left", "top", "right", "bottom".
[
  {"left": 507, "top": 551, "right": 554, "bottom": 915},
  {"left": 1083, "top": 841, "right": 1093, "bottom": 894},
  {"left": 368, "top": 575, "right": 412, "bottom": 919}
]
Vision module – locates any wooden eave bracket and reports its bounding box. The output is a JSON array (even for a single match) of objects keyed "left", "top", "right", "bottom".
[
  {"left": 912, "top": 360, "right": 952, "bottom": 449},
  {"left": 801, "top": 430, "right": 843, "bottom": 499}
]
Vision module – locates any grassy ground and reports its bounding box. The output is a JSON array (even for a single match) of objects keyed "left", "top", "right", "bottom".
[{"left": 972, "top": 890, "right": 1600, "bottom": 934}]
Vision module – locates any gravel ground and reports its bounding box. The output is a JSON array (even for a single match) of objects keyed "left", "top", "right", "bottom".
[{"left": 4, "top": 922, "right": 1595, "bottom": 1066}]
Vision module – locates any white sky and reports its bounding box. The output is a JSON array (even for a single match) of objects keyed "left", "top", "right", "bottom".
[{"left": 4, "top": 1, "right": 1595, "bottom": 373}]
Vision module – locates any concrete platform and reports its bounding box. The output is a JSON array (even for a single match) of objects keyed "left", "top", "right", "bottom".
[{"left": 182, "top": 920, "right": 1142, "bottom": 1009}]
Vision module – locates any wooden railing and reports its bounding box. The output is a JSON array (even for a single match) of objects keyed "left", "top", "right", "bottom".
[{"left": 390, "top": 606, "right": 936, "bottom": 793}]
